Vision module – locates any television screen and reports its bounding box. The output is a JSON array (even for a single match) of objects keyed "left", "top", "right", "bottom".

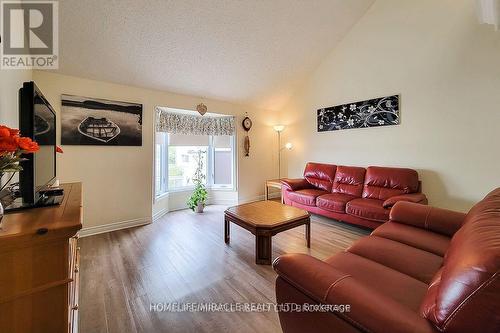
[{"left": 34, "top": 94, "right": 56, "bottom": 191}]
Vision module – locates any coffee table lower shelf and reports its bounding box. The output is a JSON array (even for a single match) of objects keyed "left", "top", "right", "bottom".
[{"left": 224, "top": 210, "right": 310, "bottom": 265}]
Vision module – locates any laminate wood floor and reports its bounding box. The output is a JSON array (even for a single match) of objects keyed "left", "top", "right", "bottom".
[{"left": 78, "top": 205, "right": 369, "bottom": 333}]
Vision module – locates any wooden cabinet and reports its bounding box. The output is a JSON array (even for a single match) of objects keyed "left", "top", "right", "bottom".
[
  {"left": 0, "top": 183, "right": 83, "bottom": 333},
  {"left": 68, "top": 236, "right": 80, "bottom": 333}
]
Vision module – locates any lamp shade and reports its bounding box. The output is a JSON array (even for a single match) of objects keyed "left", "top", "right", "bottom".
[{"left": 273, "top": 125, "right": 285, "bottom": 132}]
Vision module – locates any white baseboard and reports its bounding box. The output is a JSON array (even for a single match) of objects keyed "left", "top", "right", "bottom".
[
  {"left": 79, "top": 217, "right": 151, "bottom": 237},
  {"left": 208, "top": 198, "right": 238, "bottom": 205},
  {"left": 238, "top": 194, "right": 265, "bottom": 204},
  {"left": 152, "top": 207, "right": 169, "bottom": 222},
  {"left": 237, "top": 193, "right": 280, "bottom": 204}
]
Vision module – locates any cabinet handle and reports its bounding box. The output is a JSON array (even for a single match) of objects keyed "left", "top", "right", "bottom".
[
  {"left": 72, "top": 304, "right": 79, "bottom": 311},
  {"left": 36, "top": 228, "right": 48, "bottom": 235}
]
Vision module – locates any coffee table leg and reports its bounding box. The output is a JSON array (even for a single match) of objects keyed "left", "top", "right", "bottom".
[
  {"left": 255, "top": 232, "right": 272, "bottom": 265},
  {"left": 306, "top": 220, "right": 311, "bottom": 248},
  {"left": 224, "top": 217, "right": 230, "bottom": 244}
]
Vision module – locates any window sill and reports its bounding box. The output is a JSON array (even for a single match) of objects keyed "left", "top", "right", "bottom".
[
  {"left": 166, "top": 186, "right": 236, "bottom": 194},
  {"left": 154, "top": 192, "right": 169, "bottom": 202}
]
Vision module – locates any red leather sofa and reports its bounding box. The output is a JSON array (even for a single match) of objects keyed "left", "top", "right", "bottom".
[
  {"left": 273, "top": 188, "right": 500, "bottom": 333},
  {"left": 281, "top": 162, "right": 428, "bottom": 229}
]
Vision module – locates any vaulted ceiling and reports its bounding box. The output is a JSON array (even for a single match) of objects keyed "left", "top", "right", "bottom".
[{"left": 55, "top": 0, "right": 374, "bottom": 110}]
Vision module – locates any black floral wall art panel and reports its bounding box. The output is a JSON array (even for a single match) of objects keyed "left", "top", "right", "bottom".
[{"left": 317, "top": 95, "right": 400, "bottom": 132}]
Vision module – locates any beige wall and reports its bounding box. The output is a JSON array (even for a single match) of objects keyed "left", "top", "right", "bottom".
[
  {"left": 279, "top": 0, "right": 500, "bottom": 212},
  {"left": 33, "top": 71, "right": 279, "bottom": 229},
  {"left": 0, "top": 70, "right": 32, "bottom": 126}
]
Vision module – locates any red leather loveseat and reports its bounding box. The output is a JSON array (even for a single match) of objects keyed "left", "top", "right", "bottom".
[
  {"left": 273, "top": 187, "right": 500, "bottom": 333},
  {"left": 281, "top": 163, "right": 427, "bottom": 229}
]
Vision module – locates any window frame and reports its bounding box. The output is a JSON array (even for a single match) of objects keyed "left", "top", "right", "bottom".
[
  {"left": 155, "top": 132, "right": 169, "bottom": 199},
  {"left": 209, "top": 135, "right": 236, "bottom": 190},
  {"left": 154, "top": 132, "right": 236, "bottom": 198}
]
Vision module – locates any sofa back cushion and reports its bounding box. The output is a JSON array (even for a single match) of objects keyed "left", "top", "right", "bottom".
[
  {"left": 303, "top": 162, "right": 336, "bottom": 192},
  {"left": 332, "top": 166, "right": 366, "bottom": 197},
  {"left": 420, "top": 188, "right": 500, "bottom": 333},
  {"left": 362, "top": 166, "right": 419, "bottom": 200}
]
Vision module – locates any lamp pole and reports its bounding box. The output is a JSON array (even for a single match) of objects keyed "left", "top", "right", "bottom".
[
  {"left": 278, "top": 130, "right": 281, "bottom": 179},
  {"left": 273, "top": 125, "right": 286, "bottom": 180}
]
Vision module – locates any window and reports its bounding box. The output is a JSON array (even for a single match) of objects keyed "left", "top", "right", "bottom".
[
  {"left": 212, "top": 135, "right": 233, "bottom": 187},
  {"left": 155, "top": 132, "right": 235, "bottom": 196},
  {"left": 155, "top": 132, "right": 168, "bottom": 196},
  {"left": 168, "top": 146, "right": 208, "bottom": 189}
]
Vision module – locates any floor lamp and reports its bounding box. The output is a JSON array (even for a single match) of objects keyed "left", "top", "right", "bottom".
[{"left": 273, "top": 125, "right": 292, "bottom": 179}]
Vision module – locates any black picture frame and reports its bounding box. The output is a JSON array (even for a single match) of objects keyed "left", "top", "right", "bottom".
[{"left": 317, "top": 95, "right": 400, "bottom": 132}]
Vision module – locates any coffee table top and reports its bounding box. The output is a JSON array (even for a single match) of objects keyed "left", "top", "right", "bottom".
[{"left": 225, "top": 200, "right": 309, "bottom": 228}]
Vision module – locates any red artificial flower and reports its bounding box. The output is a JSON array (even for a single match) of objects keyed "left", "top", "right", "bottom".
[
  {"left": 17, "top": 137, "right": 39, "bottom": 153},
  {"left": 0, "top": 136, "right": 19, "bottom": 152},
  {"left": 0, "top": 125, "right": 19, "bottom": 138},
  {"left": 0, "top": 127, "right": 10, "bottom": 138},
  {"left": 56, "top": 146, "right": 64, "bottom": 154}
]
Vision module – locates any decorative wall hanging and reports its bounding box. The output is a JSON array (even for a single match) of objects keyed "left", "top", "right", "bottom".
[
  {"left": 242, "top": 114, "right": 252, "bottom": 156},
  {"left": 317, "top": 95, "right": 399, "bottom": 132},
  {"left": 61, "top": 95, "right": 143, "bottom": 146},
  {"left": 196, "top": 103, "right": 207, "bottom": 116},
  {"left": 156, "top": 108, "right": 235, "bottom": 135}
]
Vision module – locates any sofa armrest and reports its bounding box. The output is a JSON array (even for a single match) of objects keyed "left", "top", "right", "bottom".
[
  {"left": 281, "top": 178, "right": 313, "bottom": 191},
  {"left": 383, "top": 193, "right": 428, "bottom": 208},
  {"left": 390, "top": 201, "right": 466, "bottom": 236},
  {"left": 273, "top": 254, "right": 436, "bottom": 333}
]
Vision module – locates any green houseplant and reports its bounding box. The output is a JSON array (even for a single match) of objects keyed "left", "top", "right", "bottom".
[{"left": 187, "top": 150, "right": 208, "bottom": 213}]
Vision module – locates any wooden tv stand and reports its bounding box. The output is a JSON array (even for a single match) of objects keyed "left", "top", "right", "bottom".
[{"left": 0, "top": 183, "right": 83, "bottom": 333}]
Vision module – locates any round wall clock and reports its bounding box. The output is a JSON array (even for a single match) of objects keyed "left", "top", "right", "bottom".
[{"left": 242, "top": 117, "right": 252, "bottom": 131}]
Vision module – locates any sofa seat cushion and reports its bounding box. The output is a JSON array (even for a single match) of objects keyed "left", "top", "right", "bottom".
[
  {"left": 347, "top": 236, "right": 443, "bottom": 284},
  {"left": 325, "top": 252, "right": 428, "bottom": 311},
  {"left": 316, "top": 193, "right": 357, "bottom": 213},
  {"left": 372, "top": 222, "right": 450, "bottom": 256},
  {"left": 287, "top": 189, "right": 329, "bottom": 206},
  {"left": 346, "top": 198, "right": 389, "bottom": 222}
]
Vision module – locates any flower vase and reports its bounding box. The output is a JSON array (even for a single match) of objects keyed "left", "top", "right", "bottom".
[{"left": 195, "top": 202, "right": 204, "bottom": 213}]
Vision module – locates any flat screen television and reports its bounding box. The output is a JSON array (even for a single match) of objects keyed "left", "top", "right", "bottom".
[{"left": 19, "top": 81, "right": 57, "bottom": 205}]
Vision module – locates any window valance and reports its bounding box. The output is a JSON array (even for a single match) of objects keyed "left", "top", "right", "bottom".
[{"left": 156, "top": 108, "right": 235, "bottom": 136}]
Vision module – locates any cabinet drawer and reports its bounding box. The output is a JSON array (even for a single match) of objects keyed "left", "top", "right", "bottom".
[{"left": 0, "top": 240, "right": 69, "bottom": 303}]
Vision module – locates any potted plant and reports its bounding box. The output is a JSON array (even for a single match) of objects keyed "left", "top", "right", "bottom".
[
  {"left": 0, "top": 125, "right": 39, "bottom": 223},
  {"left": 187, "top": 150, "right": 208, "bottom": 213}
]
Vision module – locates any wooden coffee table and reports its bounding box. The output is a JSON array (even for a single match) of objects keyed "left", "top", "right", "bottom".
[{"left": 224, "top": 200, "right": 310, "bottom": 265}]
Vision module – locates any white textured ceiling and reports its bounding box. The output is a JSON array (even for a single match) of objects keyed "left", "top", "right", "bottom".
[{"left": 55, "top": 0, "right": 374, "bottom": 110}]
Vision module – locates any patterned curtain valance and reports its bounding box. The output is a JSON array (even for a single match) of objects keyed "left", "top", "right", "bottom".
[{"left": 156, "top": 108, "right": 235, "bottom": 136}]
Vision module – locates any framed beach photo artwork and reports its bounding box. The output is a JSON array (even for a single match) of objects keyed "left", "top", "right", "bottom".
[{"left": 61, "top": 95, "right": 143, "bottom": 146}]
